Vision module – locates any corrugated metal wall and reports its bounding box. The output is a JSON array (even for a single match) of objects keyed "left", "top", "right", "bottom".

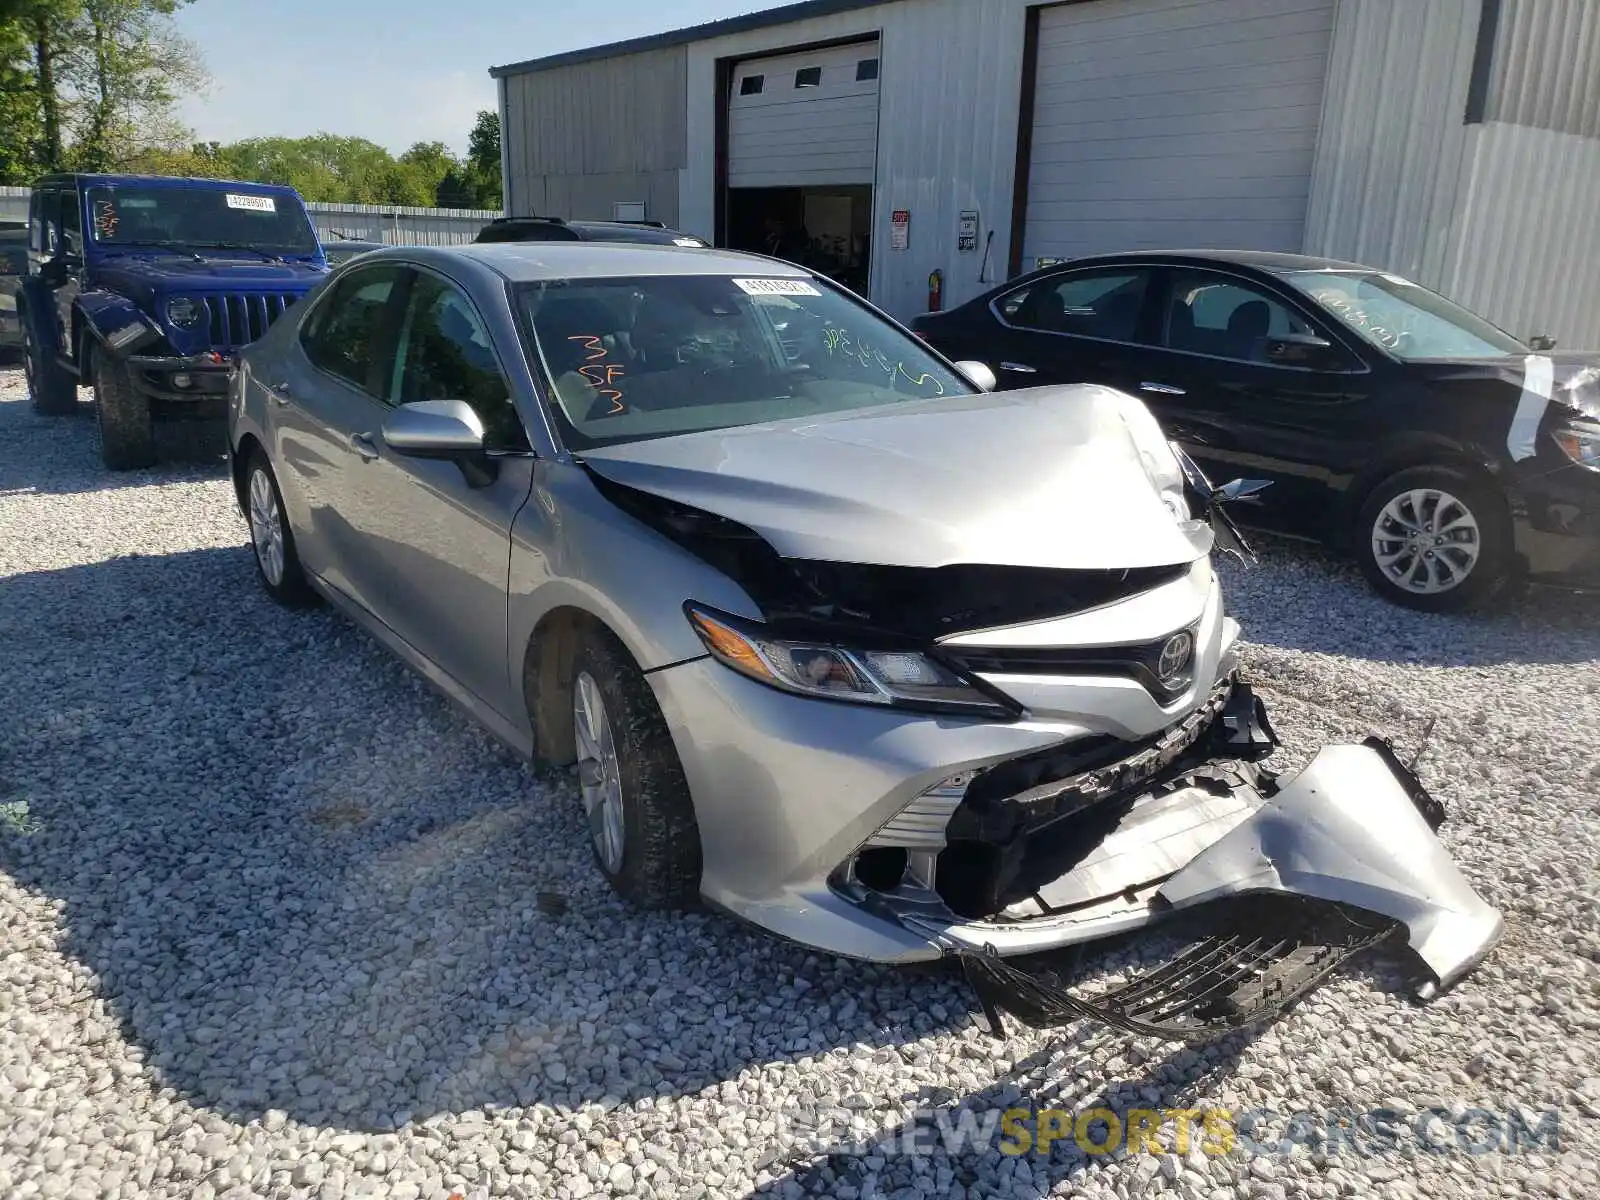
[
  {"left": 501, "top": 46, "right": 688, "bottom": 224},
  {"left": 1485, "top": 0, "right": 1600, "bottom": 138},
  {"left": 306, "top": 201, "right": 501, "bottom": 246},
  {"left": 0, "top": 186, "right": 29, "bottom": 222},
  {"left": 1303, "top": 0, "right": 1481, "bottom": 286},
  {"left": 1442, "top": 123, "right": 1600, "bottom": 349}
]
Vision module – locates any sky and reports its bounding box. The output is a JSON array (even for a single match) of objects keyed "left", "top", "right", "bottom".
[{"left": 172, "top": 0, "right": 796, "bottom": 157}]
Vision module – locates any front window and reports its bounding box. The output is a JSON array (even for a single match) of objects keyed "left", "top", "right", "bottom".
[
  {"left": 518, "top": 274, "right": 971, "bottom": 449},
  {"left": 1277, "top": 269, "right": 1525, "bottom": 360},
  {"left": 86, "top": 184, "right": 319, "bottom": 257}
]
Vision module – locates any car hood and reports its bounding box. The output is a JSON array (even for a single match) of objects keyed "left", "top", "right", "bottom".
[
  {"left": 1408, "top": 351, "right": 1600, "bottom": 420},
  {"left": 580, "top": 385, "right": 1208, "bottom": 570},
  {"left": 94, "top": 254, "right": 326, "bottom": 292}
]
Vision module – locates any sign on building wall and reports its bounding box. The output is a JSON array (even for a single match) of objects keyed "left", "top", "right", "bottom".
[
  {"left": 958, "top": 210, "right": 979, "bottom": 253},
  {"left": 890, "top": 209, "right": 910, "bottom": 251}
]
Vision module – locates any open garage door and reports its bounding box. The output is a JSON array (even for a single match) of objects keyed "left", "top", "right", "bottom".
[
  {"left": 726, "top": 40, "right": 880, "bottom": 293},
  {"left": 1021, "top": 0, "right": 1336, "bottom": 269}
]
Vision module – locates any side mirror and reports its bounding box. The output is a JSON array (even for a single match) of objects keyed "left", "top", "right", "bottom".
[
  {"left": 1529, "top": 334, "right": 1558, "bottom": 352},
  {"left": 1262, "top": 332, "right": 1341, "bottom": 369},
  {"left": 953, "top": 360, "right": 997, "bottom": 393},
  {"left": 382, "top": 400, "right": 486, "bottom": 458}
]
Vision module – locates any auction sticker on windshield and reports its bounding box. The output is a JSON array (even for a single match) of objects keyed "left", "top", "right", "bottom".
[
  {"left": 734, "top": 278, "right": 821, "bottom": 297},
  {"left": 225, "top": 194, "right": 276, "bottom": 213}
]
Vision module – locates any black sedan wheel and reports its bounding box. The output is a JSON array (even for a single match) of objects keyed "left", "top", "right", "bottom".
[{"left": 1355, "top": 466, "right": 1511, "bottom": 612}]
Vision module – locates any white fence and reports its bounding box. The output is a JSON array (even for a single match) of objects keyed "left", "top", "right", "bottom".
[{"left": 0, "top": 186, "right": 501, "bottom": 245}]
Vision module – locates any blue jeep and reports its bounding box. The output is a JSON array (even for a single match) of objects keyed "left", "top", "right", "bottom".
[{"left": 19, "top": 173, "right": 329, "bottom": 469}]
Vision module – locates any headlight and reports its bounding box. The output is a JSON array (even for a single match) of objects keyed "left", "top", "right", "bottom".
[
  {"left": 686, "top": 605, "right": 1014, "bottom": 718},
  {"left": 1554, "top": 420, "right": 1600, "bottom": 470},
  {"left": 166, "top": 296, "right": 204, "bottom": 329}
]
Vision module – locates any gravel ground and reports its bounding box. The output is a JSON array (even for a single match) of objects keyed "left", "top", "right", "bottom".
[{"left": 1, "top": 365, "right": 1596, "bottom": 1200}]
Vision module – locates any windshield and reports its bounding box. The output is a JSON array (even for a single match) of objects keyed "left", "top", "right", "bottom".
[
  {"left": 518, "top": 274, "right": 971, "bottom": 449},
  {"left": 85, "top": 184, "right": 320, "bottom": 257},
  {"left": 1277, "top": 269, "right": 1525, "bottom": 360}
]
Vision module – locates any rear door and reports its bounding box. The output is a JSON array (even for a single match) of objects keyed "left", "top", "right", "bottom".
[
  {"left": 1136, "top": 266, "right": 1376, "bottom": 528},
  {"left": 268, "top": 261, "right": 408, "bottom": 593},
  {"left": 984, "top": 265, "right": 1159, "bottom": 392}
]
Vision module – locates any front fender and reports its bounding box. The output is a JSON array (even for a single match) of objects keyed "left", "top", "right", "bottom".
[{"left": 76, "top": 289, "right": 163, "bottom": 359}]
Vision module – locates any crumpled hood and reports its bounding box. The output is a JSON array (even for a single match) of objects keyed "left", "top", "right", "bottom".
[
  {"left": 580, "top": 384, "right": 1207, "bottom": 570},
  {"left": 94, "top": 254, "right": 326, "bottom": 294},
  {"left": 1411, "top": 351, "right": 1600, "bottom": 421}
]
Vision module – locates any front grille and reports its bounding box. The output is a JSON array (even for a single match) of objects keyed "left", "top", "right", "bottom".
[
  {"left": 945, "top": 624, "right": 1199, "bottom": 704},
  {"left": 203, "top": 293, "right": 295, "bottom": 349}
]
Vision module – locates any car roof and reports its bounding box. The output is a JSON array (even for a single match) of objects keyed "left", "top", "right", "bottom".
[
  {"left": 34, "top": 172, "right": 304, "bottom": 194},
  {"left": 390, "top": 241, "right": 809, "bottom": 282},
  {"left": 1047, "top": 249, "right": 1377, "bottom": 273}
]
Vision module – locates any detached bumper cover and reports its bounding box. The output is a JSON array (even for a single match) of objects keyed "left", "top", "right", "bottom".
[
  {"left": 962, "top": 743, "right": 1502, "bottom": 1038},
  {"left": 1157, "top": 742, "right": 1503, "bottom": 995}
]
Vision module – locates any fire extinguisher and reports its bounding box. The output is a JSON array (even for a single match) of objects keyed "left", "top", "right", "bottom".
[{"left": 927, "top": 269, "right": 944, "bottom": 313}]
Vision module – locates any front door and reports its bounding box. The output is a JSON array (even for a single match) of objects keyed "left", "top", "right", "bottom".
[
  {"left": 1135, "top": 267, "right": 1375, "bottom": 532},
  {"left": 333, "top": 266, "right": 535, "bottom": 721}
]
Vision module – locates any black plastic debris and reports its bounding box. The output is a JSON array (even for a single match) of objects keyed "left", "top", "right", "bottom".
[{"left": 960, "top": 895, "right": 1401, "bottom": 1042}]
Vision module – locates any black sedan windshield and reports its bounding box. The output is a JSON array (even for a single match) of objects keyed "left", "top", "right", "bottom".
[
  {"left": 1278, "top": 269, "right": 1526, "bottom": 360},
  {"left": 518, "top": 274, "right": 971, "bottom": 449},
  {"left": 86, "top": 185, "right": 320, "bottom": 256}
]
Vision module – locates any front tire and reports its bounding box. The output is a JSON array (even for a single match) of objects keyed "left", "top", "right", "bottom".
[
  {"left": 22, "top": 309, "right": 77, "bottom": 415},
  {"left": 1355, "top": 465, "right": 1512, "bottom": 612},
  {"left": 92, "top": 349, "right": 155, "bottom": 470},
  {"left": 571, "top": 629, "right": 701, "bottom": 909},
  {"left": 244, "top": 451, "right": 316, "bottom": 607}
]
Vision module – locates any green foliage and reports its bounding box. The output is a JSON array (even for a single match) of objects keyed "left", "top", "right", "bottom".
[{"left": 0, "top": 800, "right": 39, "bottom": 837}]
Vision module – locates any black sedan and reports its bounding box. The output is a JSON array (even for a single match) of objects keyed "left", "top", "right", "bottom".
[{"left": 914, "top": 251, "right": 1600, "bottom": 611}]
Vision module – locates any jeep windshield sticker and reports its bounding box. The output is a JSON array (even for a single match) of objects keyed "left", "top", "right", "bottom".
[
  {"left": 567, "top": 335, "right": 627, "bottom": 415},
  {"left": 733, "top": 278, "right": 821, "bottom": 297},
  {"left": 823, "top": 326, "right": 947, "bottom": 395},
  {"left": 225, "top": 194, "right": 276, "bottom": 213},
  {"left": 93, "top": 200, "right": 120, "bottom": 239},
  {"left": 673, "top": 237, "right": 704, "bottom": 247}
]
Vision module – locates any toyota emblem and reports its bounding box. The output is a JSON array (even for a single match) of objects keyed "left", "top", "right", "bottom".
[{"left": 1158, "top": 631, "right": 1195, "bottom": 685}]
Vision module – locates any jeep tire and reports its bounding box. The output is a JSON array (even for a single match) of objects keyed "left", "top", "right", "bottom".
[
  {"left": 92, "top": 347, "right": 156, "bottom": 471},
  {"left": 21, "top": 307, "right": 77, "bottom": 416}
]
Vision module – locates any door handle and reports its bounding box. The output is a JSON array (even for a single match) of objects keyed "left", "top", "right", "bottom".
[
  {"left": 266, "top": 380, "right": 292, "bottom": 404},
  {"left": 349, "top": 432, "right": 379, "bottom": 462},
  {"left": 1140, "top": 381, "right": 1186, "bottom": 396},
  {"left": 1000, "top": 362, "right": 1037, "bottom": 374}
]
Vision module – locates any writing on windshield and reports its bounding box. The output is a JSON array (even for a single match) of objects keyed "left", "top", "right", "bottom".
[
  {"left": 1312, "top": 290, "right": 1404, "bottom": 349},
  {"left": 568, "top": 334, "right": 627, "bottom": 415},
  {"left": 823, "top": 326, "right": 947, "bottom": 395}
]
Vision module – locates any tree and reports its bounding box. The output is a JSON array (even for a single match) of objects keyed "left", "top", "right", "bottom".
[
  {"left": 63, "top": 0, "right": 208, "bottom": 171},
  {"left": 464, "top": 108, "right": 501, "bottom": 208}
]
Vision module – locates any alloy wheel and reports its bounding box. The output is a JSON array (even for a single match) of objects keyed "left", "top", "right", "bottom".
[
  {"left": 247, "top": 467, "right": 286, "bottom": 587},
  {"left": 1370, "top": 488, "right": 1481, "bottom": 596},
  {"left": 573, "top": 670, "right": 626, "bottom": 874}
]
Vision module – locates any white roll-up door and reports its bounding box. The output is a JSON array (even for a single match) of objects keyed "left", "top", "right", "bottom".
[
  {"left": 728, "top": 41, "right": 881, "bottom": 189},
  {"left": 1022, "top": 0, "right": 1336, "bottom": 268}
]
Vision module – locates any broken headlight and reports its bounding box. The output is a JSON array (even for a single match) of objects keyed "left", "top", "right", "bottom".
[
  {"left": 686, "top": 605, "right": 1015, "bottom": 718},
  {"left": 1554, "top": 419, "right": 1600, "bottom": 470}
]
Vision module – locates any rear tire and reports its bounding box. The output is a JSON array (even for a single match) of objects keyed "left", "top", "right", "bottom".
[
  {"left": 22, "top": 307, "right": 77, "bottom": 415},
  {"left": 570, "top": 628, "right": 701, "bottom": 909},
  {"left": 1354, "top": 465, "right": 1512, "bottom": 612},
  {"left": 243, "top": 450, "right": 316, "bottom": 607},
  {"left": 92, "top": 348, "right": 156, "bottom": 471}
]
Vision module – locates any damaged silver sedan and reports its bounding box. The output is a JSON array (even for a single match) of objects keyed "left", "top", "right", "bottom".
[{"left": 228, "top": 242, "right": 1502, "bottom": 1038}]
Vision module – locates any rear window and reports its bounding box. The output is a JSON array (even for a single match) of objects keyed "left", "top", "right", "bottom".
[{"left": 518, "top": 273, "right": 971, "bottom": 450}]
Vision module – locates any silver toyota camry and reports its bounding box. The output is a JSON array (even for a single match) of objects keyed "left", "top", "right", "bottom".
[{"left": 229, "top": 242, "right": 1501, "bottom": 1037}]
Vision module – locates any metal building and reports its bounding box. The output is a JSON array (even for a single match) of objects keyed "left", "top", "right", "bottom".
[{"left": 492, "top": 0, "right": 1600, "bottom": 346}]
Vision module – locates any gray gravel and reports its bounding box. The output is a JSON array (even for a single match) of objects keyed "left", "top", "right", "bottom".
[{"left": 1, "top": 366, "right": 1596, "bottom": 1200}]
